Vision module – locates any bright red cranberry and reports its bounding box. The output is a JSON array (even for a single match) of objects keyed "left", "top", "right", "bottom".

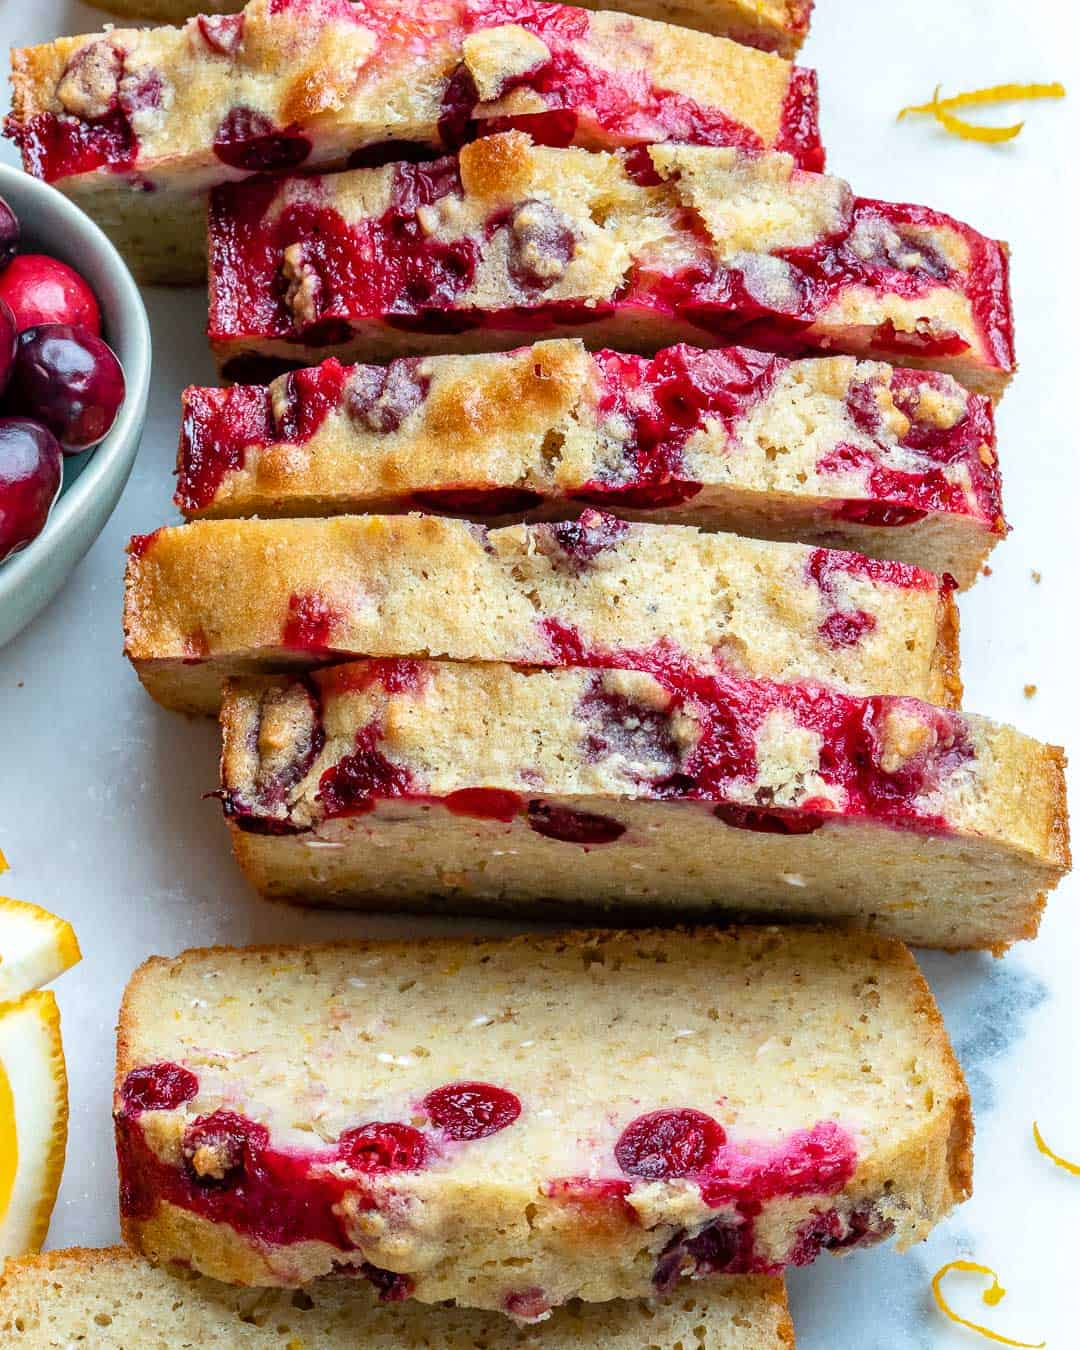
[
  {"left": 212, "top": 107, "right": 311, "bottom": 172},
  {"left": 181, "top": 1109, "right": 269, "bottom": 1187},
  {"left": 0, "top": 255, "right": 100, "bottom": 335},
  {"left": 527, "top": 801, "right": 626, "bottom": 845},
  {"left": 0, "top": 418, "right": 62, "bottom": 562},
  {"left": 615, "top": 1108, "right": 726, "bottom": 1180},
  {"left": 836, "top": 500, "right": 928, "bottom": 528},
  {"left": 0, "top": 198, "right": 19, "bottom": 271},
  {"left": 422, "top": 1082, "right": 521, "bottom": 1141},
  {"left": 441, "top": 788, "right": 524, "bottom": 821},
  {"left": 338, "top": 1121, "right": 428, "bottom": 1172},
  {"left": 120, "top": 1061, "right": 198, "bottom": 1114},
  {"left": 0, "top": 298, "right": 16, "bottom": 395},
  {"left": 281, "top": 591, "right": 339, "bottom": 651},
  {"left": 7, "top": 325, "right": 124, "bottom": 452}
]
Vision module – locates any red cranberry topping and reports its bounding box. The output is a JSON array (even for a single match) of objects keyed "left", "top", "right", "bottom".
[
  {"left": 441, "top": 787, "right": 524, "bottom": 821},
  {"left": 272, "top": 358, "right": 349, "bottom": 443},
  {"left": 344, "top": 359, "right": 430, "bottom": 434},
  {"left": 526, "top": 801, "right": 626, "bottom": 845},
  {"left": 422, "top": 1082, "right": 522, "bottom": 1140},
  {"left": 120, "top": 1062, "right": 198, "bottom": 1114},
  {"left": 777, "top": 68, "right": 824, "bottom": 172},
  {"left": 409, "top": 486, "right": 543, "bottom": 516},
  {"left": 713, "top": 803, "right": 825, "bottom": 834},
  {"left": 574, "top": 480, "right": 702, "bottom": 510},
  {"left": 7, "top": 324, "right": 124, "bottom": 452},
  {"left": 198, "top": 14, "right": 245, "bottom": 57},
  {"left": 361, "top": 1263, "right": 416, "bottom": 1302},
  {"left": 0, "top": 417, "right": 62, "bottom": 561},
  {"left": 281, "top": 591, "right": 341, "bottom": 652},
  {"left": 338, "top": 1121, "right": 428, "bottom": 1172},
  {"left": 805, "top": 546, "right": 933, "bottom": 650},
  {"left": 506, "top": 199, "right": 577, "bottom": 292},
  {"left": 213, "top": 107, "right": 311, "bottom": 172},
  {"left": 615, "top": 1108, "right": 726, "bottom": 1180},
  {"left": 0, "top": 255, "right": 101, "bottom": 334},
  {"left": 548, "top": 508, "right": 628, "bottom": 564},
  {"left": 317, "top": 724, "right": 414, "bottom": 818},
  {"left": 698, "top": 1120, "right": 857, "bottom": 1208},
  {"left": 181, "top": 1110, "right": 269, "bottom": 1187},
  {"left": 0, "top": 197, "right": 19, "bottom": 270},
  {"left": 818, "top": 608, "right": 877, "bottom": 648}
]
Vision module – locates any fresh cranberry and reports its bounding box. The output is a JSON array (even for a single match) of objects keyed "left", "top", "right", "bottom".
[
  {"left": 0, "top": 418, "right": 62, "bottom": 562},
  {"left": 338, "top": 1122, "right": 428, "bottom": 1172},
  {"left": 181, "top": 1109, "right": 268, "bottom": 1187},
  {"left": 0, "top": 254, "right": 100, "bottom": 334},
  {"left": 212, "top": 107, "right": 311, "bottom": 172},
  {"left": 0, "top": 298, "right": 16, "bottom": 395},
  {"left": 422, "top": 1082, "right": 521, "bottom": 1141},
  {"left": 713, "top": 803, "right": 826, "bottom": 834},
  {"left": 7, "top": 324, "right": 124, "bottom": 452},
  {"left": 615, "top": 1108, "right": 726, "bottom": 1180},
  {"left": 120, "top": 1061, "right": 198, "bottom": 1114},
  {"left": 0, "top": 197, "right": 19, "bottom": 271},
  {"left": 836, "top": 500, "right": 929, "bottom": 528},
  {"left": 317, "top": 725, "right": 414, "bottom": 818},
  {"left": 441, "top": 787, "right": 524, "bottom": 821},
  {"left": 526, "top": 801, "right": 626, "bottom": 845}
]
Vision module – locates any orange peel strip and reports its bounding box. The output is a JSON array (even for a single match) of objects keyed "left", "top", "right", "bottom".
[
  {"left": 898, "top": 82, "right": 1065, "bottom": 143},
  {"left": 1033, "top": 1120, "right": 1080, "bottom": 1176},
  {"left": 931, "top": 1261, "right": 1045, "bottom": 1348}
]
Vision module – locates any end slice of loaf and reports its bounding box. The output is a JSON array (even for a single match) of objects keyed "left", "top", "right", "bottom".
[
  {"left": 115, "top": 929, "right": 970, "bottom": 1308},
  {"left": 0, "top": 1247, "right": 794, "bottom": 1348},
  {"left": 220, "top": 660, "right": 1068, "bottom": 950},
  {"left": 123, "top": 513, "right": 961, "bottom": 715},
  {"left": 176, "top": 343, "right": 1002, "bottom": 587},
  {"left": 207, "top": 136, "right": 1013, "bottom": 396}
]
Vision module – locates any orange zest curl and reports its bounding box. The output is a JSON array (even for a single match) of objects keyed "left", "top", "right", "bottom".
[
  {"left": 1033, "top": 1120, "right": 1080, "bottom": 1176},
  {"left": 899, "top": 82, "right": 1066, "bottom": 143},
  {"left": 931, "top": 1261, "right": 1045, "bottom": 1348}
]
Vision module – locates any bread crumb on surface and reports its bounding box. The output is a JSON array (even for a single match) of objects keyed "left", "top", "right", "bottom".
[
  {"left": 1031, "top": 569, "right": 1042, "bottom": 583},
  {"left": 1024, "top": 684, "right": 1038, "bottom": 699}
]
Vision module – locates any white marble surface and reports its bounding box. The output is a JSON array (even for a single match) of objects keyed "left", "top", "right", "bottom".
[{"left": 0, "top": 1, "right": 1077, "bottom": 1344}]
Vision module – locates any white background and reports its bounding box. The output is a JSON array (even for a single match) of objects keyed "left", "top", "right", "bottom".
[{"left": 0, "top": 1, "right": 1078, "bottom": 1344}]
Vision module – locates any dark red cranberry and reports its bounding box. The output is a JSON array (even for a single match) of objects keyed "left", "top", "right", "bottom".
[
  {"left": 361, "top": 1263, "right": 415, "bottom": 1302},
  {"left": 347, "top": 140, "right": 436, "bottom": 170},
  {"left": 120, "top": 1061, "right": 198, "bottom": 1114},
  {"left": 409, "top": 487, "right": 543, "bottom": 517},
  {"left": 0, "top": 254, "right": 100, "bottom": 334},
  {"left": 212, "top": 107, "right": 311, "bottom": 172},
  {"left": 181, "top": 1109, "right": 268, "bottom": 1187},
  {"left": 527, "top": 801, "right": 626, "bottom": 845},
  {"left": 0, "top": 298, "right": 16, "bottom": 395},
  {"left": 0, "top": 417, "right": 62, "bottom": 561},
  {"left": 615, "top": 1108, "right": 726, "bottom": 1180},
  {"left": 317, "top": 725, "right": 414, "bottom": 818},
  {"left": 421, "top": 1082, "right": 521, "bottom": 1141},
  {"left": 0, "top": 197, "right": 19, "bottom": 271},
  {"left": 549, "top": 509, "right": 629, "bottom": 565},
  {"left": 7, "top": 324, "right": 124, "bottom": 452},
  {"left": 344, "top": 360, "right": 430, "bottom": 434},
  {"left": 441, "top": 788, "right": 524, "bottom": 822},
  {"left": 507, "top": 199, "right": 576, "bottom": 291},
  {"left": 338, "top": 1121, "right": 428, "bottom": 1172},
  {"left": 713, "top": 803, "right": 826, "bottom": 834}
]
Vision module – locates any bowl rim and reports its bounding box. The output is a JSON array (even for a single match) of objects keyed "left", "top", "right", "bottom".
[{"left": 0, "top": 161, "right": 151, "bottom": 597}]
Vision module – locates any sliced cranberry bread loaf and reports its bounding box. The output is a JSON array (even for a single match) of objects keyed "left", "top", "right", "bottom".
[
  {"left": 208, "top": 134, "right": 1014, "bottom": 396},
  {"left": 220, "top": 660, "right": 1068, "bottom": 949},
  {"left": 0, "top": 1248, "right": 794, "bottom": 1349},
  {"left": 123, "top": 513, "right": 961, "bottom": 715},
  {"left": 82, "top": 0, "right": 812, "bottom": 55},
  {"left": 178, "top": 342, "right": 1002, "bottom": 586},
  {"left": 116, "top": 929, "right": 970, "bottom": 1305},
  {"left": 9, "top": 0, "right": 819, "bottom": 284}
]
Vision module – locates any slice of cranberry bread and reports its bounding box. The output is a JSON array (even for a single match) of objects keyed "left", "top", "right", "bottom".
[
  {"left": 123, "top": 513, "right": 961, "bottom": 715},
  {"left": 220, "top": 662, "right": 1067, "bottom": 949},
  {"left": 8, "top": 0, "right": 820, "bottom": 285},
  {"left": 208, "top": 134, "right": 1014, "bottom": 396},
  {"left": 177, "top": 341, "right": 1003, "bottom": 586},
  {"left": 115, "top": 929, "right": 971, "bottom": 1304},
  {"left": 83, "top": 0, "right": 812, "bottom": 55},
  {"left": 0, "top": 1248, "right": 795, "bottom": 1348}
]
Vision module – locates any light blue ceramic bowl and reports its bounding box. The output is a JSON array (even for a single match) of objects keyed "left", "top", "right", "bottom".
[{"left": 0, "top": 162, "right": 151, "bottom": 648}]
